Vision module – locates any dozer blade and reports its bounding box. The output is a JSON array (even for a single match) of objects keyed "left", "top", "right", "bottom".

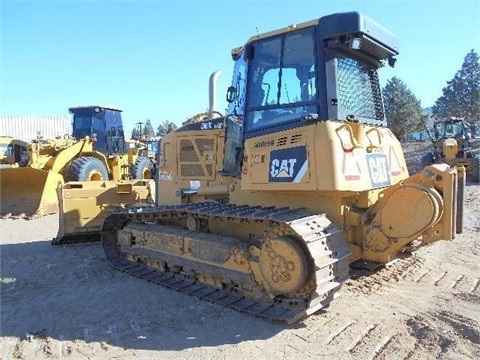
[
  {"left": 0, "top": 167, "right": 64, "bottom": 217},
  {"left": 53, "top": 180, "right": 151, "bottom": 245}
]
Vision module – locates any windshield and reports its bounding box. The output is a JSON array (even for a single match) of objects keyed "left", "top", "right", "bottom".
[
  {"left": 245, "top": 27, "right": 317, "bottom": 132},
  {"left": 433, "top": 120, "right": 466, "bottom": 139},
  {"left": 72, "top": 115, "right": 94, "bottom": 138},
  {"left": 71, "top": 109, "right": 105, "bottom": 139}
]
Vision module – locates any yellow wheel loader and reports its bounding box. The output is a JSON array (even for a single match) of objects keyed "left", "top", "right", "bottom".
[
  {"left": 127, "top": 137, "right": 157, "bottom": 176},
  {"left": 55, "top": 12, "right": 464, "bottom": 323},
  {"left": 129, "top": 122, "right": 159, "bottom": 174},
  {"left": 424, "top": 118, "right": 480, "bottom": 182},
  {"left": 0, "top": 106, "right": 153, "bottom": 217}
]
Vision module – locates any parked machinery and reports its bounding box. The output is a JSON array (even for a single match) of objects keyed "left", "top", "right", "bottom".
[
  {"left": 0, "top": 136, "right": 28, "bottom": 167},
  {"left": 55, "top": 12, "right": 464, "bottom": 323},
  {"left": 424, "top": 117, "right": 479, "bottom": 182},
  {"left": 0, "top": 106, "right": 153, "bottom": 216},
  {"left": 129, "top": 122, "right": 159, "bottom": 176}
]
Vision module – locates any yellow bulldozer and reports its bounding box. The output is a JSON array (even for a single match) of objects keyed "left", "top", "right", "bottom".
[
  {"left": 54, "top": 12, "right": 464, "bottom": 323},
  {"left": 0, "top": 106, "right": 154, "bottom": 216}
]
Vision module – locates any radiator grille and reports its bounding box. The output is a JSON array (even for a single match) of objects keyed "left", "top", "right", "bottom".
[
  {"left": 179, "top": 139, "right": 198, "bottom": 162},
  {"left": 179, "top": 137, "right": 215, "bottom": 178},
  {"left": 181, "top": 164, "right": 211, "bottom": 177}
]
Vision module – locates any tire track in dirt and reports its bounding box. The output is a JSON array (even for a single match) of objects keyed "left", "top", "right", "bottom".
[
  {"left": 345, "top": 313, "right": 478, "bottom": 359},
  {"left": 344, "top": 256, "right": 425, "bottom": 295},
  {"left": 470, "top": 278, "right": 480, "bottom": 293},
  {"left": 434, "top": 311, "right": 480, "bottom": 345}
]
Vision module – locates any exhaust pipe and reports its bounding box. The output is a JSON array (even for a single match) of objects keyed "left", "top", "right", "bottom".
[{"left": 208, "top": 70, "right": 222, "bottom": 119}]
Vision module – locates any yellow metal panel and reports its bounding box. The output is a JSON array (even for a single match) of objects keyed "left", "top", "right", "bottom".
[{"left": 240, "top": 121, "right": 409, "bottom": 192}]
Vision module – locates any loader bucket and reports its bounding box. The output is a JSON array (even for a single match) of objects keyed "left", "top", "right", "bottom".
[
  {"left": 53, "top": 180, "right": 151, "bottom": 245},
  {"left": 0, "top": 167, "right": 64, "bottom": 217}
]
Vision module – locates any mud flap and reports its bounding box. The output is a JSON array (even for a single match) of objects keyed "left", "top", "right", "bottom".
[
  {"left": 53, "top": 180, "right": 151, "bottom": 245},
  {"left": 0, "top": 167, "right": 64, "bottom": 217}
]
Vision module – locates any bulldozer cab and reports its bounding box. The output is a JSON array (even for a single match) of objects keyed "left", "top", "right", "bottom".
[
  {"left": 226, "top": 12, "right": 397, "bottom": 140},
  {"left": 69, "top": 106, "right": 127, "bottom": 155},
  {"left": 222, "top": 12, "right": 399, "bottom": 187}
]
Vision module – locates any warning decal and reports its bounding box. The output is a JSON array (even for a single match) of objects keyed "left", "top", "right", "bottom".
[
  {"left": 389, "top": 146, "right": 402, "bottom": 176},
  {"left": 342, "top": 151, "right": 361, "bottom": 180}
]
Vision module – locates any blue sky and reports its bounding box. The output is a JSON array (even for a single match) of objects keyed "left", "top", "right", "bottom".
[{"left": 1, "top": 0, "right": 479, "bottom": 136}]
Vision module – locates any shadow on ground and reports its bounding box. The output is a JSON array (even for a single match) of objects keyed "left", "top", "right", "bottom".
[{"left": 0, "top": 240, "right": 300, "bottom": 351}]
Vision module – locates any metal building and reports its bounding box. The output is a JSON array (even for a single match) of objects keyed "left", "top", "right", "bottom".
[{"left": 0, "top": 115, "right": 72, "bottom": 143}]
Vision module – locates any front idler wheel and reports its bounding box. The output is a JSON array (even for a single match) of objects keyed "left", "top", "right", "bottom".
[{"left": 259, "top": 235, "right": 310, "bottom": 296}]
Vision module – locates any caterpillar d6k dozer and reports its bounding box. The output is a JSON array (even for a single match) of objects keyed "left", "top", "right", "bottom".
[
  {"left": 55, "top": 12, "right": 464, "bottom": 323},
  {"left": 0, "top": 106, "right": 153, "bottom": 217}
]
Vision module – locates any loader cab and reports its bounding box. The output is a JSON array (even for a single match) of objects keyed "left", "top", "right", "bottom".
[
  {"left": 433, "top": 118, "right": 470, "bottom": 141},
  {"left": 226, "top": 12, "right": 398, "bottom": 139},
  {"left": 69, "top": 106, "right": 126, "bottom": 155}
]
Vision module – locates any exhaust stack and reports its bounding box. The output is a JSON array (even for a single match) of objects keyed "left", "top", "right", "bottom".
[{"left": 208, "top": 70, "right": 222, "bottom": 119}]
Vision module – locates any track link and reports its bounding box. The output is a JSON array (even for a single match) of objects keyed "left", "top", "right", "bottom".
[{"left": 101, "top": 202, "right": 351, "bottom": 323}]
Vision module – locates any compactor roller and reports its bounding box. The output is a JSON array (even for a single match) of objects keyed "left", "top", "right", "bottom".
[{"left": 55, "top": 12, "right": 464, "bottom": 323}]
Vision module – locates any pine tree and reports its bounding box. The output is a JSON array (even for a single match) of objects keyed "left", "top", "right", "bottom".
[
  {"left": 130, "top": 125, "right": 141, "bottom": 140},
  {"left": 143, "top": 119, "right": 156, "bottom": 140},
  {"left": 383, "top": 77, "right": 428, "bottom": 141},
  {"left": 157, "top": 120, "right": 177, "bottom": 137},
  {"left": 432, "top": 50, "right": 480, "bottom": 135}
]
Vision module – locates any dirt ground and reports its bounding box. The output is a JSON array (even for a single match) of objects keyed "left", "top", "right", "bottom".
[{"left": 1, "top": 148, "right": 480, "bottom": 359}]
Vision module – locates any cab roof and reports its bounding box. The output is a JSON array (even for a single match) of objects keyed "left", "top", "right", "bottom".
[
  {"left": 68, "top": 105, "right": 123, "bottom": 113},
  {"left": 231, "top": 11, "right": 398, "bottom": 61}
]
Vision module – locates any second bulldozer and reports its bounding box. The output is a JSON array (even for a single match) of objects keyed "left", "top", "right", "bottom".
[
  {"left": 0, "top": 106, "right": 153, "bottom": 216},
  {"left": 55, "top": 12, "right": 464, "bottom": 323}
]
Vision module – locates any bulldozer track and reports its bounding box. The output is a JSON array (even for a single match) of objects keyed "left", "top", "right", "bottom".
[{"left": 101, "top": 202, "right": 351, "bottom": 323}]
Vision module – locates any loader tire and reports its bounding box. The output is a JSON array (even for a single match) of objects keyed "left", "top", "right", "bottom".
[
  {"left": 130, "top": 156, "right": 153, "bottom": 179},
  {"left": 67, "top": 157, "right": 109, "bottom": 181}
]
